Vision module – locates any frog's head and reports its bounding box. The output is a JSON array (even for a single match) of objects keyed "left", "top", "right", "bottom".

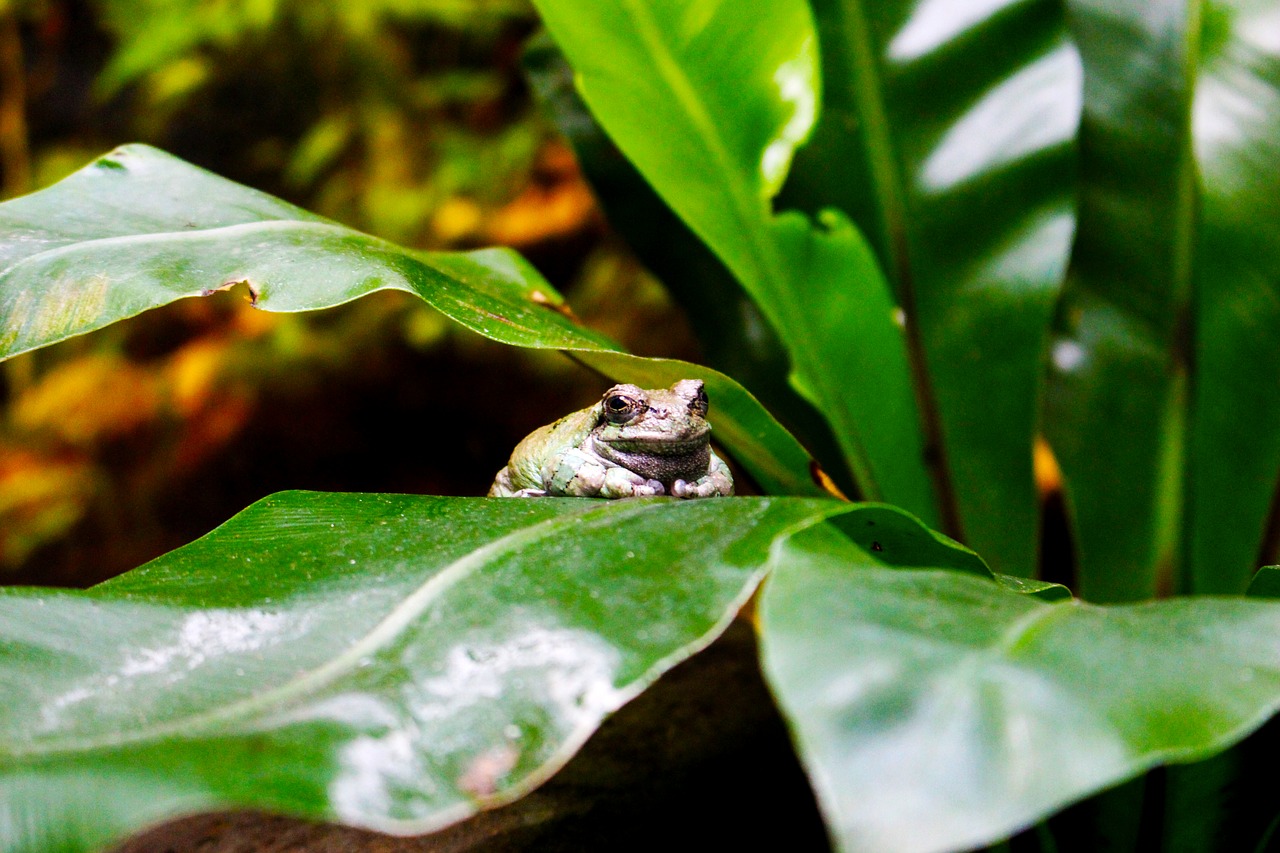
[{"left": 590, "top": 380, "right": 713, "bottom": 484}]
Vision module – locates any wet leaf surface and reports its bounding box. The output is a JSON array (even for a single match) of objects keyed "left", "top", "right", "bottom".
[
  {"left": 762, "top": 524, "right": 1280, "bottom": 853},
  {"left": 0, "top": 492, "right": 842, "bottom": 853}
]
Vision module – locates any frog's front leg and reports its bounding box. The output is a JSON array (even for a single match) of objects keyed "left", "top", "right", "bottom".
[
  {"left": 601, "top": 465, "right": 665, "bottom": 498},
  {"left": 672, "top": 450, "right": 734, "bottom": 498},
  {"left": 543, "top": 448, "right": 664, "bottom": 498},
  {"left": 488, "top": 466, "right": 547, "bottom": 497}
]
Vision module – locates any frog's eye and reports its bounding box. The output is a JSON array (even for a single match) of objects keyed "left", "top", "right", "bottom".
[
  {"left": 690, "top": 385, "right": 709, "bottom": 417},
  {"left": 603, "top": 393, "right": 644, "bottom": 424}
]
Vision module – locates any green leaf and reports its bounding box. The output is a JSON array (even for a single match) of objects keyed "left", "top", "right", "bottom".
[
  {"left": 0, "top": 492, "right": 841, "bottom": 853},
  {"left": 520, "top": 33, "right": 789, "bottom": 409},
  {"left": 1039, "top": 0, "right": 1187, "bottom": 596},
  {"left": 1187, "top": 1, "right": 1280, "bottom": 594},
  {"left": 1047, "top": 0, "right": 1280, "bottom": 600},
  {"left": 1044, "top": 0, "right": 1199, "bottom": 601},
  {"left": 761, "top": 535, "right": 1280, "bottom": 853},
  {"left": 0, "top": 145, "right": 608, "bottom": 356},
  {"left": 1044, "top": 0, "right": 1192, "bottom": 601},
  {"left": 1248, "top": 566, "right": 1280, "bottom": 599},
  {"left": 786, "top": 0, "right": 1079, "bottom": 575},
  {"left": 521, "top": 34, "right": 855, "bottom": 495},
  {"left": 0, "top": 144, "right": 827, "bottom": 498},
  {"left": 529, "top": 0, "right": 939, "bottom": 524},
  {"left": 996, "top": 574, "right": 1074, "bottom": 602}
]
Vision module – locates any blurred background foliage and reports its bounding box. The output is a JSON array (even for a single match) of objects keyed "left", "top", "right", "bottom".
[{"left": 0, "top": 0, "right": 700, "bottom": 586}]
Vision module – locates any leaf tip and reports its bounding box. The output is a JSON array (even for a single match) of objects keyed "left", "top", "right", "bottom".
[{"left": 809, "top": 460, "right": 849, "bottom": 500}]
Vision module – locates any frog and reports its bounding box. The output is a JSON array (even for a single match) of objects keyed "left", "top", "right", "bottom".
[{"left": 489, "top": 379, "right": 734, "bottom": 499}]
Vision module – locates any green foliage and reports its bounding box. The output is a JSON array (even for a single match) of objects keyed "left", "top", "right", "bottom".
[
  {"left": 3, "top": 0, "right": 1280, "bottom": 852},
  {"left": 0, "top": 492, "right": 834, "bottom": 852},
  {"left": 0, "top": 144, "right": 824, "bottom": 498},
  {"left": 762, "top": 537, "right": 1280, "bottom": 853},
  {"left": 531, "top": 0, "right": 936, "bottom": 526}
]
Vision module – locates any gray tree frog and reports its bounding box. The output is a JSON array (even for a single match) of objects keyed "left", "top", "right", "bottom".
[{"left": 489, "top": 379, "right": 734, "bottom": 499}]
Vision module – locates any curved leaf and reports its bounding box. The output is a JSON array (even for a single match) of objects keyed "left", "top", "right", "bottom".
[
  {"left": 529, "top": 0, "right": 939, "bottom": 524},
  {"left": 761, "top": 531, "right": 1280, "bottom": 853},
  {"left": 0, "top": 146, "right": 605, "bottom": 356},
  {"left": 0, "top": 492, "right": 842, "bottom": 853},
  {"left": 521, "top": 34, "right": 856, "bottom": 496},
  {"left": 787, "top": 0, "right": 1080, "bottom": 574},
  {"left": 0, "top": 144, "right": 828, "bottom": 498},
  {"left": 996, "top": 574, "right": 1074, "bottom": 602},
  {"left": 1248, "top": 565, "right": 1280, "bottom": 599}
]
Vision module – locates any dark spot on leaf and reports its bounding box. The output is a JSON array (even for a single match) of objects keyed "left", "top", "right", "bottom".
[
  {"left": 478, "top": 307, "right": 519, "bottom": 327},
  {"left": 871, "top": 541, "right": 883, "bottom": 552},
  {"left": 809, "top": 460, "right": 849, "bottom": 500}
]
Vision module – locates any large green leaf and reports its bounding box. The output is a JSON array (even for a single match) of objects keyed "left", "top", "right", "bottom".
[
  {"left": 1044, "top": 0, "right": 1198, "bottom": 601},
  {"left": 0, "top": 144, "right": 827, "bottom": 498},
  {"left": 521, "top": 34, "right": 856, "bottom": 496},
  {"left": 1186, "top": 0, "right": 1280, "bottom": 594},
  {"left": 529, "top": 0, "right": 939, "bottom": 524},
  {"left": 761, "top": 531, "right": 1280, "bottom": 853},
  {"left": 0, "top": 492, "right": 842, "bottom": 853},
  {"left": 1047, "top": 0, "right": 1280, "bottom": 600},
  {"left": 783, "top": 0, "right": 1079, "bottom": 575}
]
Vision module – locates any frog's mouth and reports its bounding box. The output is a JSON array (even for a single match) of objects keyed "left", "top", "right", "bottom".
[
  {"left": 593, "top": 431, "right": 712, "bottom": 484},
  {"left": 604, "top": 431, "right": 710, "bottom": 456}
]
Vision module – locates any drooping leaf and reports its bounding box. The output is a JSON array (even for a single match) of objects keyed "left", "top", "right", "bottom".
[
  {"left": 785, "top": 0, "right": 1080, "bottom": 575},
  {"left": 0, "top": 492, "right": 843, "bottom": 853},
  {"left": 761, "top": 530, "right": 1280, "bottom": 853},
  {"left": 529, "top": 0, "right": 939, "bottom": 524},
  {"left": 0, "top": 144, "right": 827, "bottom": 498},
  {"left": 0, "top": 146, "right": 600, "bottom": 356},
  {"left": 521, "top": 33, "right": 856, "bottom": 496}
]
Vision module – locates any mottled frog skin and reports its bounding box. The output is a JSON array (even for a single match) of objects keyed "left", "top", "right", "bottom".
[{"left": 489, "top": 380, "right": 734, "bottom": 499}]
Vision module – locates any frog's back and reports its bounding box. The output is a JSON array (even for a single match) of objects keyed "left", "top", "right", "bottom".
[{"left": 492, "top": 407, "right": 596, "bottom": 495}]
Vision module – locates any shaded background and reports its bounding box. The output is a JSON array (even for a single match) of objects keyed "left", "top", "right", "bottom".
[{"left": 0, "top": 0, "right": 706, "bottom": 587}]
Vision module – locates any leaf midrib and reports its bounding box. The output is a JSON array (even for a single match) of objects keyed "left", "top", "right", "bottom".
[
  {"left": 612, "top": 0, "right": 882, "bottom": 498},
  {"left": 0, "top": 218, "right": 378, "bottom": 283},
  {"left": 615, "top": 0, "right": 775, "bottom": 289},
  {"left": 2, "top": 499, "right": 656, "bottom": 760},
  {"left": 830, "top": 0, "right": 909, "bottom": 288}
]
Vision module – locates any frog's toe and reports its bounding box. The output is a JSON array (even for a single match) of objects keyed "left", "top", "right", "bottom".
[
  {"left": 637, "top": 479, "right": 665, "bottom": 497},
  {"left": 672, "top": 479, "right": 691, "bottom": 498},
  {"left": 673, "top": 478, "right": 727, "bottom": 498},
  {"left": 512, "top": 488, "right": 548, "bottom": 497}
]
